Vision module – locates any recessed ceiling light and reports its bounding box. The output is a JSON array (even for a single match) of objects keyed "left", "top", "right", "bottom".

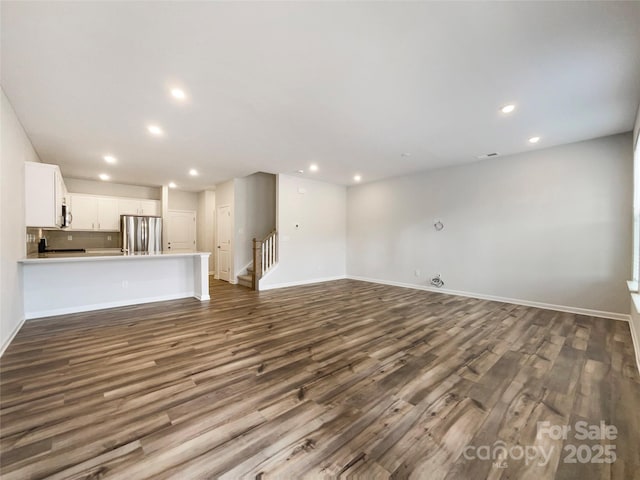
[
  {"left": 171, "top": 88, "right": 186, "bottom": 100},
  {"left": 147, "top": 125, "right": 163, "bottom": 136},
  {"left": 103, "top": 155, "right": 117, "bottom": 164},
  {"left": 99, "top": 173, "right": 110, "bottom": 181},
  {"left": 354, "top": 174, "right": 362, "bottom": 182},
  {"left": 501, "top": 104, "right": 516, "bottom": 114},
  {"left": 189, "top": 169, "right": 198, "bottom": 176},
  {"left": 309, "top": 164, "right": 319, "bottom": 172},
  {"left": 528, "top": 136, "right": 541, "bottom": 144},
  {"left": 168, "top": 182, "right": 177, "bottom": 189}
]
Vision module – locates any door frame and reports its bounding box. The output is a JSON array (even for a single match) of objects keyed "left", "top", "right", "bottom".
[
  {"left": 216, "top": 204, "right": 233, "bottom": 282},
  {"left": 166, "top": 209, "right": 197, "bottom": 253}
]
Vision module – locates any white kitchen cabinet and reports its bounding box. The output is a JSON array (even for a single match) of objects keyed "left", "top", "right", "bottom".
[
  {"left": 118, "top": 198, "right": 160, "bottom": 216},
  {"left": 117, "top": 199, "right": 140, "bottom": 216},
  {"left": 97, "top": 198, "right": 120, "bottom": 230},
  {"left": 139, "top": 200, "right": 160, "bottom": 216},
  {"left": 25, "top": 162, "right": 68, "bottom": 228},
  {"left": 70, "top": 195, "right": 97, "bottom": 230},
  {"left": 69, "top": 194, "right": 120, "bottom": 231}
]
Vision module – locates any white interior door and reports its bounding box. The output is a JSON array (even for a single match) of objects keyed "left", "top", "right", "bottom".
[
  {"left": 167, "top": 210, "right": 196, "bottom": 252},
  {"left": 216, "top": 205, "right": 232, "bottom": 282}
]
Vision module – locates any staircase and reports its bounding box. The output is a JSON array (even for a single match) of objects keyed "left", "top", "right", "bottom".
[
  {"left": 237, "top": 265, "right": 254, "bottom": 288},
  {"left": 236, "top": 231, "right": 277, "bottom": 290}
]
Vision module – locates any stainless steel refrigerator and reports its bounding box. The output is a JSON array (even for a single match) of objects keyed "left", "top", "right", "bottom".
[{"left": 121, "top": 215, "right": 162, "bottom": 253}]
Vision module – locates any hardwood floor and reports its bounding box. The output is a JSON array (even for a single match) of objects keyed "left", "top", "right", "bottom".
[{"left": 1, "top": 279, "right": 639, "bottom": 479}]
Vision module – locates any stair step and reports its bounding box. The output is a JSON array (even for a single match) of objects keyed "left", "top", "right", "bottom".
[
  {"left": 247, "top": 265, "right": 254, "bottom": 273},
  {"left": 237, "top": 274, "right": 253, "bottom": 288}
]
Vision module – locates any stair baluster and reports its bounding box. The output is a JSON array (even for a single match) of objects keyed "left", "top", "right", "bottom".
[{"left": 252, "top": 231, "right": 277, "bottom": 291}]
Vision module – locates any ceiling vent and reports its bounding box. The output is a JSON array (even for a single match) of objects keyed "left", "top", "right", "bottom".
[{"left": 476, "top": 152, "right": 500, "bottom": 160}]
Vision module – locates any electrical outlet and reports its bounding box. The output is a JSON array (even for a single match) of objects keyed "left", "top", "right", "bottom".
[
  {"left": 107, "top": 235, "right": 112, "bottom": 241},
  {"left": 67, "top": 235, "right": 73, "bottom": 241},
  {"left": 414, "top": 269, "right": 421, "bottom": 277},
  {"left": 122, "top": 280, "right": 129, "bottom": 288}
]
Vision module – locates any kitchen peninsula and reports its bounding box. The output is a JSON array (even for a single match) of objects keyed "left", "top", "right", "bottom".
[{"left": 20, "top": 251, "right": 210, "bottom": 319}]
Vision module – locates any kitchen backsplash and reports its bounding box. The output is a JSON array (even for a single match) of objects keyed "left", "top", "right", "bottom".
[
  {"left": 42, "top": 230, "right": 121, "bottom": 249},
  {"left": 26, "top": 227, "right": 41, "bottom": 255}
]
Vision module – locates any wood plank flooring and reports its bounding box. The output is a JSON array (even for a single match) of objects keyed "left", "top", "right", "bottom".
[{"left": 1, "top": 279, "right": 639, "bottom": 479}]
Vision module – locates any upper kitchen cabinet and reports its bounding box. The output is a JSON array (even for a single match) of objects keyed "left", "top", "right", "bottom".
[
  {"left": 139, "top": 200, "right": 160, "bottom": 216},
  {"left": 25, "top": 162, "right": 68, "bottom": 228},
  {"left": 97, "top": 198, "right": 120, "bottom": 230},
  {"left": 69, "top": 194, "right": 160, "bottom": 232},
  {"left": 118, "top": 198, "right": 160, "bottom": 216},
  {"left": 69, "top": 194, "right": 120, "bottom": 231}
]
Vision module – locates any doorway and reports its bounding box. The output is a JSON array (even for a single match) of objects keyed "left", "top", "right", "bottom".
[
  {"left": 216, "top": 205, "right": 232, "bottom": 282},
  {"left": 167, "top": 210, "right": 196, "bottom": 252}
]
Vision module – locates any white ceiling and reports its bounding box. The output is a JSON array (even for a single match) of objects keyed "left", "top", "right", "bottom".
[{"left": 2, "top": 1, "right": 639, "bottom": 190}]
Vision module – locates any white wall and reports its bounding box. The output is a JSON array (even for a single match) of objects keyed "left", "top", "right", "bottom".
[
  {"left": 260, "top": 174, "right": 346, "bottom": 289},
  {"left": 64, "top": 178, "right": 160, "bottom": 200},
  {"left": 633, "top": 103, "right": 640, "bottom": 152},
  {"left": 168, "top": 189, "right": 198, "bottom": 211},
  {"left": 347, "top": 133, "right": 633, "bottom": 316},
  {"left": 1, "top": 88, "right": 40, "bottom": 354},
  {"left": 197, "top": 190, "right": 216, "bottom": 271},
  {"left": 234, "top": 172, "right": 276, "bottom": 275},
  {"left": 631, "top": 105, "right": 640, "bottom": 371}
]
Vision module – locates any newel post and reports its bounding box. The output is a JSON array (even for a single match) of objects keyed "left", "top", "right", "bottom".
[{"left": 252, "top": 238, "right": 262, "bottom": 291}]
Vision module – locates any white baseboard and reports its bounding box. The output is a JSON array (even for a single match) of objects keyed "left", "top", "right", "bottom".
[
  {"left": 346, "top": 275, "right": 631, "bottom": 322},
  {"left": 0, "top": 317, "right": 26, "bottom": 357},
  {"left": 628, "top": 300, "right": 640, "bottom": 375},
  {"left": 196, "top": 294, "right": 211, "bottom": 301},
  {"left": 630, "top": 319, "right": 640, "bottom": 375},
  {"left": 24, "top": 292, "right": 198, "bottom": 320},
  {"left": 259, "top": 275, "right": 347, "bottom": 291}
]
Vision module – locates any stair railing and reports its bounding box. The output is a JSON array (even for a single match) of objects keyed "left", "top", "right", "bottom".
[{"left": 252, "top": 230, "right": 277, "bottom": 290}]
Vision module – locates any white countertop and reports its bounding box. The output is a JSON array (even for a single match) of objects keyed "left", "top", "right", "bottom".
[{"left": 20, "top": 251, "right": 210, "bottom": 264}]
